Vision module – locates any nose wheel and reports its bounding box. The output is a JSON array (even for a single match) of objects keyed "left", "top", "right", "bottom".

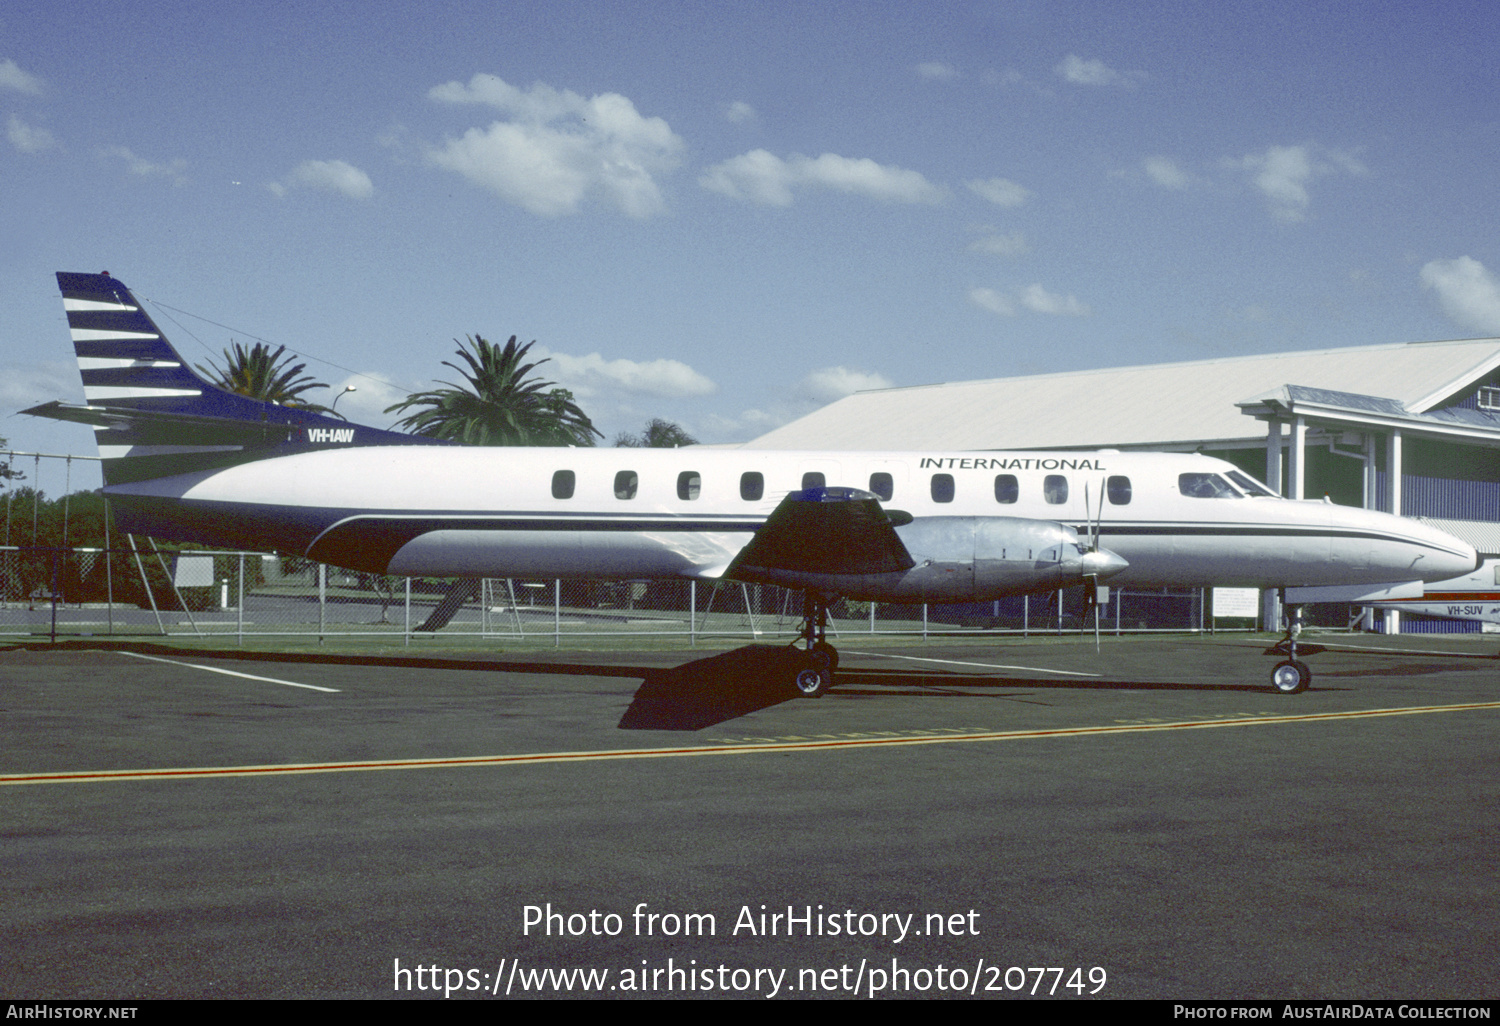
[
  {"left": 789, "top": 592, "right": 839, "bottom": 698},
  {"left": 1271, "top": 659, "right": 1312, "bottom": 694},
  {"left": 1270, "top": 595, "right": 1313, "bottom": 694}
]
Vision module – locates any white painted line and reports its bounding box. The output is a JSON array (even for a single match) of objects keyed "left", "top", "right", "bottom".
[
  {"left": 118, "top": 651, "right": 340, "bottom": 692},
  {"left": 842, "top": 650, "right": 1101, "bottom": 678}
]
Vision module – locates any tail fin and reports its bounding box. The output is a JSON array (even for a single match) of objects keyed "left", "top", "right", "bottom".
[{"left": 26, "top": 271, "right": 434, "bottom": 485}]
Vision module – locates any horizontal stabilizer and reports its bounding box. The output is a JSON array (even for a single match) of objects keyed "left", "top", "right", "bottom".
[
  {"left": 726, "top": 486, "right": 915, "bottom": 580},
  {"left": 22, "top": 400, "right": 302, "bottom": 447}
]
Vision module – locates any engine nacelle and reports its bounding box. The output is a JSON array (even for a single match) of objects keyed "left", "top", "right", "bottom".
[{"left": 740, "top": 516, "right": 1127, "bottom": 603}]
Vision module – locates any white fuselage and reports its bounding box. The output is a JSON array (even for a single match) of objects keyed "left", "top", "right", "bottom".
[
  {"left": 111, "top": 446, "right": 1479, "bottom": 595},
  {"left": 1365, "top": 559, "right": 1500, "bottom": 624}
]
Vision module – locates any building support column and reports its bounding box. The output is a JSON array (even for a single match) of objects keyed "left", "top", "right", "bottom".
[
  {"left": 1265, "top": 418, "right": 1283, "bottom": 496},
  {"left": 1384, "top": 429, "right": 1403, "bottom": 634},
  {"left": 1288, "top": 415, "right": 1306, "bottom": 500},
  {"left": 1263, "top": 418, "right": 1284, "bottom": 631}
]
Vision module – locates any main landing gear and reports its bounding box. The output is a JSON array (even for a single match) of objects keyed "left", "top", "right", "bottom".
[
  {"left": 790, "top": 591, "right": 840, "bottom": 698},
  {"left": 1270, "top": 594, "right": 1312, "bottom": 695}
]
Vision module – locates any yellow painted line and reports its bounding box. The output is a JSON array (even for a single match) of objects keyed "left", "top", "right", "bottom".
[{"left": 4, "top": 700, "right": 1498, "bottom": 787}]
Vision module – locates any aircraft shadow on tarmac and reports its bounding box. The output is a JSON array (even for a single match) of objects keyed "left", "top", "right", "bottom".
[{"left": 615, "top": 643, "right": 1277, "bottom": 731}]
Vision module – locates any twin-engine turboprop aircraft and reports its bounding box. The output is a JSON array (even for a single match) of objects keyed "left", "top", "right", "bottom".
[
  {"left": 1363, "top": 559, "right": 1500, "bottom": 626},
  {"left": 26, "top": 272, "right": 1480, "bottom": 696}
]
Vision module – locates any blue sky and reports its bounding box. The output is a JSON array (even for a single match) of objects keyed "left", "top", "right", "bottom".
[{"left": 4, "top": 0, "right": 1500, "bottom": 492}]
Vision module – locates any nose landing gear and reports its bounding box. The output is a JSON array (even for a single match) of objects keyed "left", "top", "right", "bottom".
[{"left": 1271, "top": 595, "right": 1312, "bottom": 694}]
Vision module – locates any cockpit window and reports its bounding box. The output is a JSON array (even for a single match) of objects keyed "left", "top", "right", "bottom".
[
  {"left": 1179, "top": 473, "right": 1241, "bottom": 498},
  {"left": 1226, "top": 470, "right": 1278, "bottom": 497}
]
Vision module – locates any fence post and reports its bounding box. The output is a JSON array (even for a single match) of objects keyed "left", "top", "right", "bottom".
[
  {"left": 404, "top": 577, "right": 411, "bottom": 646},
  {"left": 318, "top": 563, "right": 326, "bottom": 642},
  {"left": 690, "top": 580, "right": 696, "bottom": 647},
  {"left": 554, "top": 579, "right": 561, "bottom": 648},
  {"left": 49, "top": 549, "right": 58, "bottom": 644},
  {"left": 237, "top": 552, "right": 245, "bottom": 646}
]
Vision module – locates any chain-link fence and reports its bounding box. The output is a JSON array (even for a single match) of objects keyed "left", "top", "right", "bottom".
[{"left": 1, "top": 544, "right": 1255, "bottom": 643}]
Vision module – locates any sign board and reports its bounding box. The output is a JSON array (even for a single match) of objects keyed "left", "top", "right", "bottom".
[
  {"left": 173, "top": 554, "right": 215, "bottom": 587},
  {"left": 1212, "top": 587, "right": 1260, "bottom": 619}
]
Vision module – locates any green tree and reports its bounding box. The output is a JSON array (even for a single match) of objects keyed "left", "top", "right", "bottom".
[
  {"left": 196, "top": 341, "right": 341, "bottom": 416},
  {"left": 0, "top": 433, "right": 21, "bottom": 486},
  {"left": 385, "top": 334, "right": 601, "bottom": 446},
  {"left": 614, "top": 418, "right": 698, "bottom": 448}
]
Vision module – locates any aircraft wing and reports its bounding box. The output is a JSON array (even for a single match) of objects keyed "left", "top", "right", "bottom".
[{"left": 726, "top": 486, "right": 915, "bottom": 581}]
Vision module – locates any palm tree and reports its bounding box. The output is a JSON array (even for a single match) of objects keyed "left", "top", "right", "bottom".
[
  {"left": 614, "top": 418, "right": 698, "bottom": 448},
  {"left": 385, "top": 334, "right": 600, "bottom": 446},
  {"left": 196, "top": 341, "right": 341, "bottom": 416}
]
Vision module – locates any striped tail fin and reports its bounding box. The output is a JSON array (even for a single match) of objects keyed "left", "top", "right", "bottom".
[{"left": 26, "top": 271, "right": 434, "bottom": 485}]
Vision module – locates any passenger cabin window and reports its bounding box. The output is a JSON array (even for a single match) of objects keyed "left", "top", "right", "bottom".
[
  {"left": 551, "top": 470, "right": 575, "bottom": 500},
  {"left": 930, "top": 473, "right": 955, "bottom": 503},
  {"left": 869, "top": 472, "right": 894, "bottom": 501},
  {"left": 1179, "top": 473, "right": 1240, "bottom": 498},
  {"left": 614, "top": 470, "right": 638, "bottom": 500},
  {"left": 677, "top": 471, "right": 701, "bottom": 501},
  {"left": 802, "top": 471, "right": 825, "bottom": 491},
  {"left": 994, "top": 475, "right": 1018, "bottom": 504},
  {"left": 1106, "top": 475, "right": 1132, "bottom": 505},
  {"left": 740, "top": 471, "right": 764, "bottom": 501},
  {"left": 1044, "top": 474, "right": 1069, "bottom": 504}
]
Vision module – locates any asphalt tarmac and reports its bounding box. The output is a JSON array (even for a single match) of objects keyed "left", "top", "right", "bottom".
[{"left": 2, "top": 632, "right": 1496, "bottom": 1000}]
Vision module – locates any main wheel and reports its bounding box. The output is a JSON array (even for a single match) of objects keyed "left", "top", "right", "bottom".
[
  {"left": 793, "top": 665, "right": 831, "bottom": 698},
  {"left": 1270, "top": 659, "right": 1311, "bottom": 694},
  {"left": 791, "top": 648, "right": 835, "bottom": 698}
]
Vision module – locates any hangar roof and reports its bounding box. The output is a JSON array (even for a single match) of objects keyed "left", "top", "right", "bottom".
[{"left": 748, "top": 338, "right": 1500, "bottom": 451}]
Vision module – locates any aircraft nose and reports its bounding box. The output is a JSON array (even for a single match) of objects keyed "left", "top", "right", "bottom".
[
  {"left": 1082, "top": 547, "right": 1128, "bottom": 580},
  {"left": 1413, "top": 522, "right": 1480, "bottom": 580}
]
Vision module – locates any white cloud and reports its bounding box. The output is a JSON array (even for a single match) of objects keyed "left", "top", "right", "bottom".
[
  {"left": 916, "top": 61, "right": 959, "bottom": 81},
  {"left": 968, "top": 287, "right": 1015, "bottom": 316},
  {"left": 285, "top": 159, "right": 375, "bottom": 199},
  {"left": 796, "top": 366, "right": 893, "bottom": 403},
  {"left": 968, "top": 230, "right": 1030, "bottom": 257},
  {"left": 6, "top": 115, "right": 55, "bottom": 154},
  {"left": 100, "top": 146, "right": 188, "bottom": 186},
  {"left": 1143, "top": 155, "right": 1190, "bottom": 189},
  {"left": 1018, "top": 283, "right": 1089, "bottom": 316},
  {"left": 0, "top": 58, "right": 43, "bottom": 95},
  {"left": 701, "top": 149, "right": 945, "bottom": 206},
  {"left": 725, "top": 101, "right": 757, "bottom": 123},
  {"left": 698, "top": 366, "right": 893, "bottom": 440},
  {"left": 966, "top": 177, "right": 1032, "bottom": 207},
  {"left": 1420, "top": 257, "right": 1500, "bottom": 334},
  {"left": 1237, "top": 143, "right": 1367, "bottom": 223},
  {"left": 535, "top": 347, "right": 717, "bottom": 399},
  {"left": 970, "top": 284, "right": 1089, "bottom": 317},
  {"left": 426, "top": 73, "right": 685, "bottom": 218},
  {"left": 0, "top": 359, "right": 80, "bottom": 408},
  {"left": 1055, "top": 54, "right": 1143, "bottom": 88}
]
